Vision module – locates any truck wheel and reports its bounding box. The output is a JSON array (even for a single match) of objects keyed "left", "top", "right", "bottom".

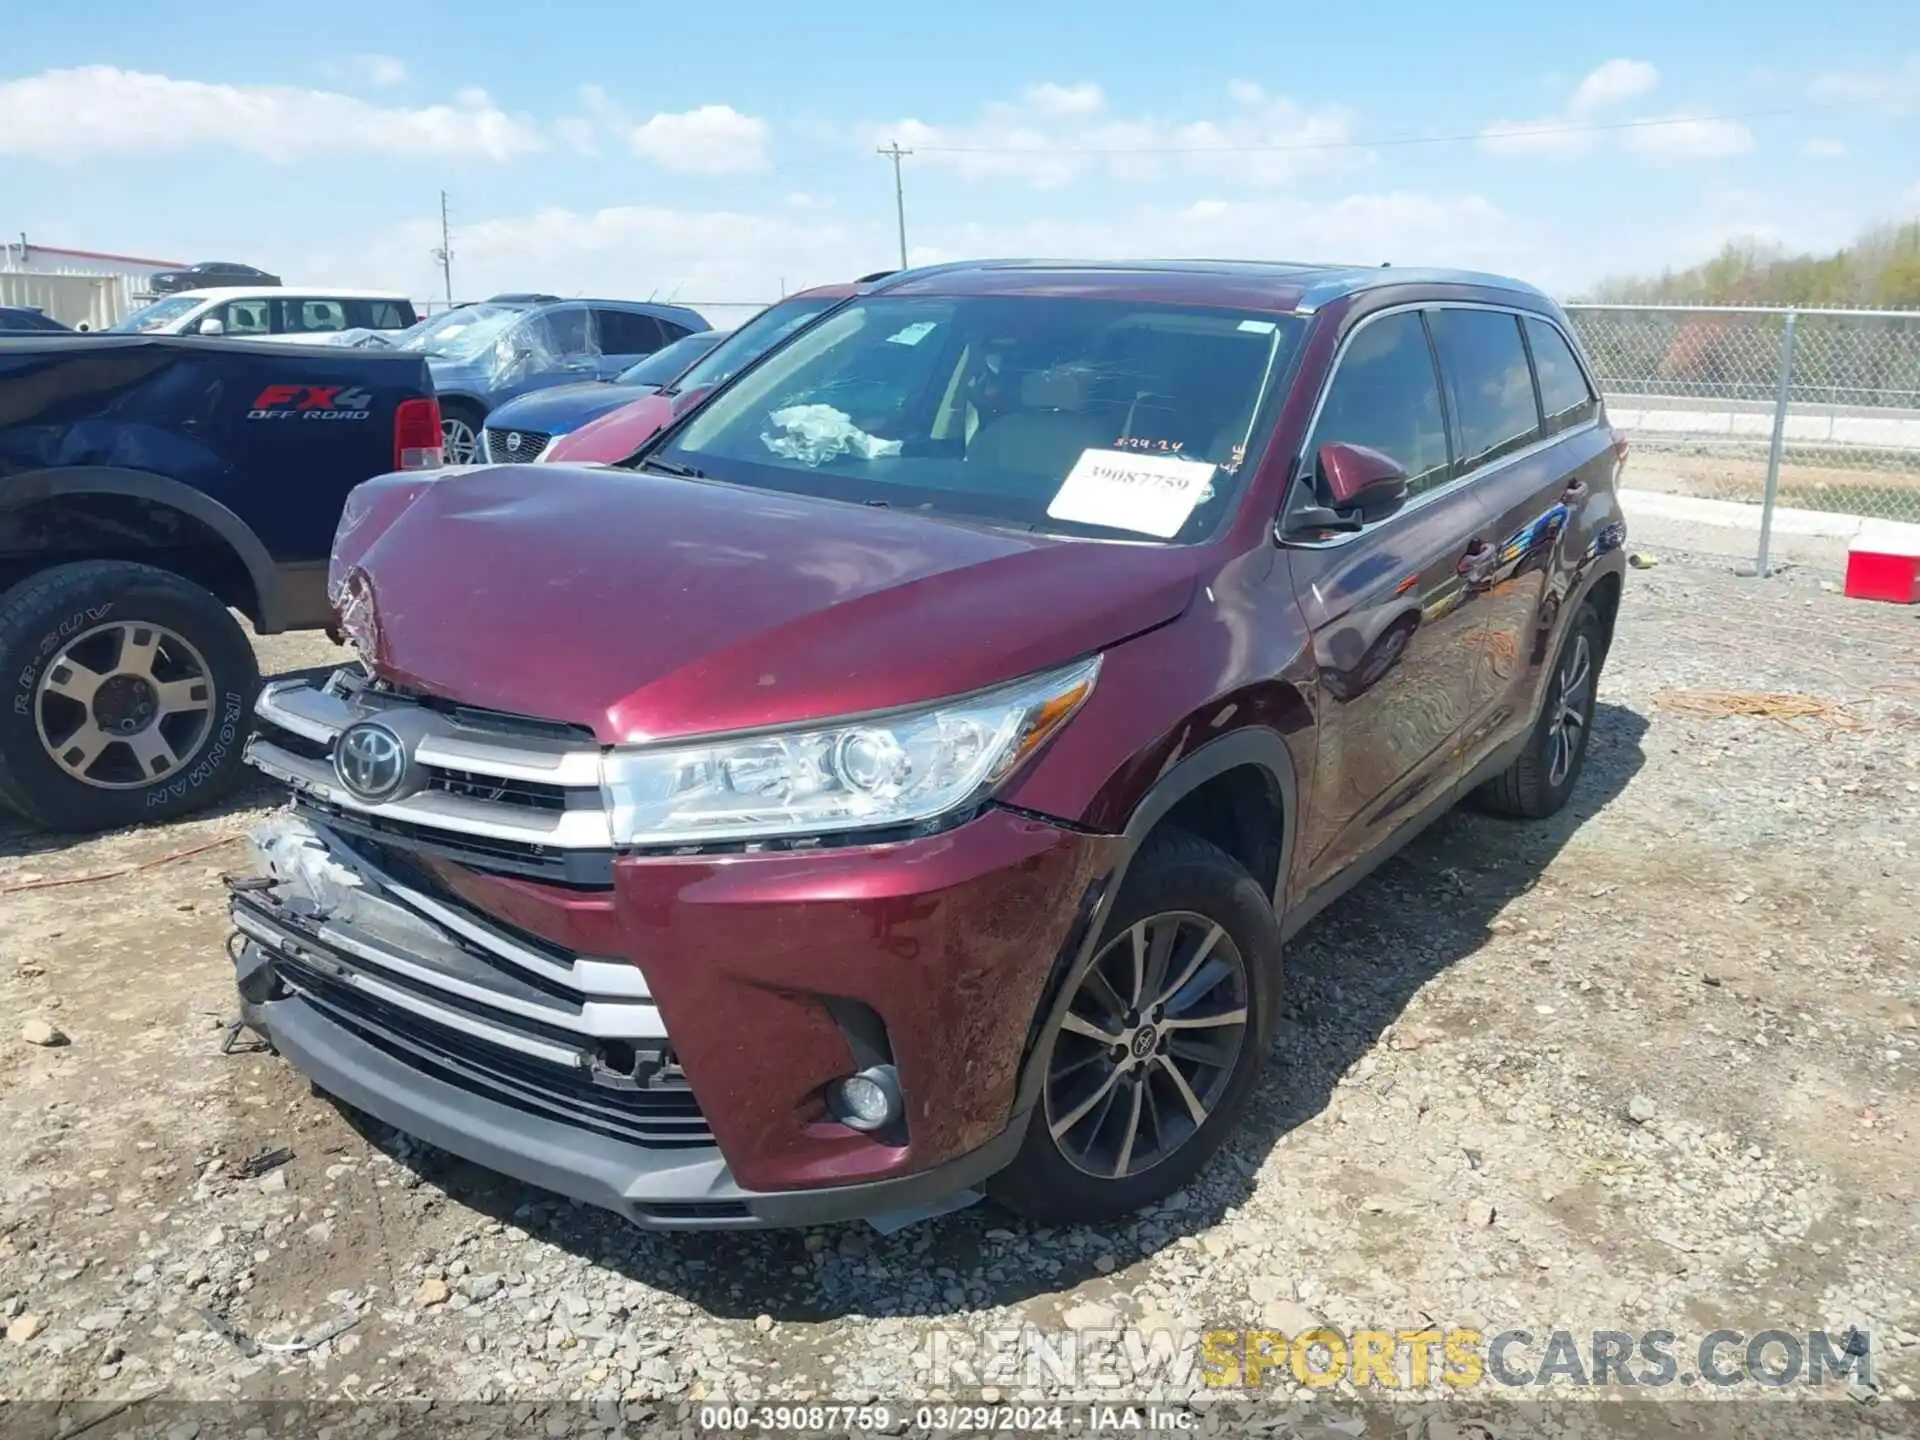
[
  {"left": 989, "top": 827, "right": 1280, "bottom": 1225},
  {"left": 441, "top": 400, "right": 485, "bottom": 464},
  {"left": 0, "top": 561, "right": 259, "bottom": 833}
]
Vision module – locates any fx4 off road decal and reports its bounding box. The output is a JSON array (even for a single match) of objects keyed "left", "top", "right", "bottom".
[{"left": 248, "top": 385, "right": 374, "bottom": 421}]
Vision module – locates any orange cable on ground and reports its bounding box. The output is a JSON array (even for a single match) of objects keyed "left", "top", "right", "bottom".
[{"left": 0, "top": 831, "right": 246, "bottom": 896}]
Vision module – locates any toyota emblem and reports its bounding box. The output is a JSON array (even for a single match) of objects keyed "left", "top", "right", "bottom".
[
  {"left": 505, "top": 432, "right": 522, "bottom": 452},
  {"left": 333, "top": 722, "right": 408, "bottom": 802}
]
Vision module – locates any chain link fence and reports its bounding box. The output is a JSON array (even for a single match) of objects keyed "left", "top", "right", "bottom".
[{"left": 1564, "top": 304, "right": 1920, "bottom": 567}]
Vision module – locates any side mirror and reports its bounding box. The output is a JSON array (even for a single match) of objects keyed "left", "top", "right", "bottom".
[
  {"left": 1318, "top": 441, "right": 1410, "bottom": 514},
  {"left": 198, "top": 317, "right": 226, "bottom": 336}
]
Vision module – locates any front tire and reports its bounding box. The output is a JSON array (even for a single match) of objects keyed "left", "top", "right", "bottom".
[
  {"left": 990, "top": 827, "right": 1280, "bottom": 1225},
  {"left": 1476, "top": 599, "right": 1603, "bottom": 819},
  {"left": 0, "top": 562, "right": 259, "bottom": 833}
]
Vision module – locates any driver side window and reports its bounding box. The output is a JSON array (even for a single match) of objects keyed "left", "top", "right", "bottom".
[{"left": 1306, "top": 311, "right": 1450, "bottom": 495}]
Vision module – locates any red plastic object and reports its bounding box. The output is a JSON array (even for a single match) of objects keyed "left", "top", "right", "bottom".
[{"left": 1845, "top": 524, "right": 1920, "bottom": 604}]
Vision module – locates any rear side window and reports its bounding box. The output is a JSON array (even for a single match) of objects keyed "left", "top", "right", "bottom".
[
  {"left": 282, "top": 298, "right": 347, "bottom": 333},
  {"left": 345, "top": 298, "right": 414, "bottom": 330},
  {"left": 543, "top": 307, "right": 593, "bottom": 356},
  {"left": 1306, "top": 311, "right": 1450, "bottom": 493},
  {"left": 596, "top": 309, "right": 666, "bottom": 354},
  {"left": 1430, "top": 309, "right": 1540, "bottom": 471},
  {"left": 1524, "top": 317, "right": 1597, "bottom": 435}
]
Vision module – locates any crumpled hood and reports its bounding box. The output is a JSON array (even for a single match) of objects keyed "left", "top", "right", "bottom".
[
  {"left": 329, "top": 464, "right": 1199, "bottom": 743},
  {"left": 484, "top": 382, "right": 657, "bottom": 434}
]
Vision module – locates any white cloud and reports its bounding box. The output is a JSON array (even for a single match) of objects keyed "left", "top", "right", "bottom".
[
  {"left": 911, "top": 191, "right": 1525, "bottom": 276},
  {"left": 1480, "top": 60, "right": 1751, "bottom": 166},
  {"left": 332, "top": 53, "right": 409, "bottom": 88},
  {"left": 310, "top": 184, "right": 1543, "bottom": 315},
  {"left": 1811, "top": 55, "right": 1920, "bottom": 114},
  {"left": 1569, "top": 58, "right": 1659, "bottom": 114},
  {"left": 334, "top": 202, "right": 863, "bottom": 319},
  {"left": 628, "top": 104, "right": 769, "bottom": 174},
  {"left": 1026, "top": 82, "right": 1104, "bottom": 118},
  {"left": 1621, "top": 115, "right": 1755, "bottom": 162},
  {"left": 1803, "top": 137, "right": 1848, "bottom": 158},
  {"left": 0, "top": 66, "right": 539, "bottom": 161},
  {"left": 875, "top": 81, "right": 1359, "bottom": 189}
]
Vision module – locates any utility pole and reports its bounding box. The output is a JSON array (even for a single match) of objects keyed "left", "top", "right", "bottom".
[
  {"left": 877, "top": 141, "right": 912, "bottom": 269},
  {"left": 431, "top": 191, "right": 454, "bottom": 305}
]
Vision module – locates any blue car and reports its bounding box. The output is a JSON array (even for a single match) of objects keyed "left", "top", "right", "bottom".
[
  {"left": 397, "top": 297, "right": 709, "bottom": 462},
  {"left": 480, "top": 328, "right": 727, "bottom": 463}
]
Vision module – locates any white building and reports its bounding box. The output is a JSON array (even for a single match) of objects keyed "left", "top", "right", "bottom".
[{"left": 0, "top": 240, "right": 185, "bottom": 329}]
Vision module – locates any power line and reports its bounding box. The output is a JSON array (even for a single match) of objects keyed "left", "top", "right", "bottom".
[{"left": 912, "top": 103, "right": 1825, "bottom": 156}]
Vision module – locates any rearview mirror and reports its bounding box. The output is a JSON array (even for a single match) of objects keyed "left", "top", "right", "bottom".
[{"left": 1318, "top": 441, "right": 1410, "bottom": 515}]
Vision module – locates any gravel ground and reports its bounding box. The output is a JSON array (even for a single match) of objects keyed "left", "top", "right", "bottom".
[{"left": 2, "top": 552, "right": 1917, "bottom": 1431}]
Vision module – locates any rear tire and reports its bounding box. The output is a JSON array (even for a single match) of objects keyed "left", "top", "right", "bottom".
[
  {"left": 0, "top": 561, "right": 259, "bottom": 833},
  {"left": 441, "top": 400, "right": 486, "bottom": 464},
  {"left": 989, "top": 827, "right": 1280, "bottom": 1226},
  {"left": 1476, "top": 599, "right": 1603, "bottom": 819}
]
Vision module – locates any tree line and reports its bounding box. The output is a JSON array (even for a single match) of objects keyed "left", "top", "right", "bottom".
[{"left": 1586, "top": 219, "right": 1920, "bottom": 309}]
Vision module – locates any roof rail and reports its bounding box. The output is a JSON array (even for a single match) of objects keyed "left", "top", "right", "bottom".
[{"left": 1292, "top": 266, "right": 1553, "bottom": 314}]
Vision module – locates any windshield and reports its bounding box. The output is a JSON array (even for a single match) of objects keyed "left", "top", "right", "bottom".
[
  {"left": 397, "top": 303, "right": 524, "bottom": 361},
  {"left": 614, "top": 330, "right": 727, "bottom": 387},
  {"left": 650, "top": 295, "right": 1306, "bottom": 542},
  {"left": 108, "top": 296, "right": 204, "bottom": 333},
  {"left": 668, "top": 296, "right": 838, "bottom": 394}
]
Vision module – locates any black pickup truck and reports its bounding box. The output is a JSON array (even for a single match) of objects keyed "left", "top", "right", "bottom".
[{"left": 0, "top": 334, "right": 441, "bottom": 832}]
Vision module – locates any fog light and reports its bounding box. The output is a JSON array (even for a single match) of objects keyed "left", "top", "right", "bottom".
[{"left": 829, "top": 1064, "right": 902, "bottom": 1132}]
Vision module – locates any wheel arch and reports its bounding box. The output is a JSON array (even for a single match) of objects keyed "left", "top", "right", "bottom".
[
  {"left": 0, "top": 466, "right": 283, "bottom": 631},
  {"left": 436, "top": 393, "right": 489, "bottom": 419},
  {"left": 1583, "top": 565, "right": 1624, "bottom": 659},
  {"left": 1008, "top": 726, "right": 1300, "bottom": 1124}
]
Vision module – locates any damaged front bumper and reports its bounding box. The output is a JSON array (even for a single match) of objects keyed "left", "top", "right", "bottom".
[{"left": 230, "top": 812, "right": 1018, "bottom": 1229}]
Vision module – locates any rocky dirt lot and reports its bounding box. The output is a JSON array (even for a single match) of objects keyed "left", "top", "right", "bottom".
[{"left": 1, "top": 552, "right": 1917, "bottom": 1432}]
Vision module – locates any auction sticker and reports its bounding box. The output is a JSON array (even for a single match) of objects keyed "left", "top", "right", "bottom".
[{"left": 1046, "top": 448, "right": 1218, "bottom": 538}]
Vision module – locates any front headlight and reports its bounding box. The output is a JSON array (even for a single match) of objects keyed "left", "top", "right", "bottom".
[{"left": 599, "top": 656, "right": 1100, "bottom": 846}]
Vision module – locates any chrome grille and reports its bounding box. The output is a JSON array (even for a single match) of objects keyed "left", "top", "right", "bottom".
[
  {"left": 485, "top": 427, "right": 551, "bottom": 463},
  {"left": 234, "top": 813, "right": 710, "bottom": 1148},
  {"left": 246, "top": 674, "right": 615, "bottom": 881}
]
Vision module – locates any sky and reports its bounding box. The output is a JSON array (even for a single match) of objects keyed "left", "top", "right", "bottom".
[{"left": 5, "top": 0, "right": 1918, "bottom": 318}]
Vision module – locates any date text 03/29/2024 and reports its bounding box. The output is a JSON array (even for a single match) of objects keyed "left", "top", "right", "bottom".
[{"left": 697, "top": 1405, "right": 1193, "bottom": 1433}]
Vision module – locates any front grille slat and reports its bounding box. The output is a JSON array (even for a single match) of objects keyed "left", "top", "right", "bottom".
[
  {"left": 270, "top": 950, "right": 712, "bottom": 1149},
  {"left": 428, "top": 766, "right": 569, "bottom": 812},
  {"left": 289, "top": 797, "right": 615, "bottom": 888},
  {"left": 255, "top": 721, "right": 576, "bottom": 816}
]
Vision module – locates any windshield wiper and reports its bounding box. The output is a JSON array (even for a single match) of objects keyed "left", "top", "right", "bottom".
[{"left": 640, "top": 457, "right": 708, "bottom": 479}]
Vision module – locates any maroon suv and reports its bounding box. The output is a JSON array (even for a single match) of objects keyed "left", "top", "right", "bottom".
[{"left": 231, "top": 260, "right": 1627, "bottom": 1229}]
